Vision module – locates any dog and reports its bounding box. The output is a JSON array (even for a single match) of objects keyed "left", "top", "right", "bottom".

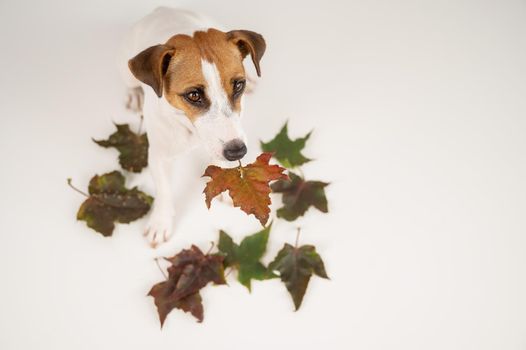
[{"left": 118, "top": 7, "right": 266, "bottom": 247}]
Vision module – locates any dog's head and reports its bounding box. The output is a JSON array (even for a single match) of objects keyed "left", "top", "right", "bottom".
[{"left": 128, "top": 29, "right": 265, "bottom": 161}]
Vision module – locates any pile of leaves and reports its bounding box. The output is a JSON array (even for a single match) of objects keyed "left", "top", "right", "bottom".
[{"left": 69, "top": 120, "right": 330, "bottom": 326}]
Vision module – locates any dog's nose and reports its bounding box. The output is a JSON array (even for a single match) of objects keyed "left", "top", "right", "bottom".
[{"left": 223, "top": 139, "right": 247, "bottom": 161}]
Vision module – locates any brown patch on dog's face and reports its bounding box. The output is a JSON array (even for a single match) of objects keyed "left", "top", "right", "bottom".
[
  {"left": 161, "top": 34, "right": 208, "bottom": 121},
  {"left": 162, "top": 30, "right": 246, "bottom": 121}
]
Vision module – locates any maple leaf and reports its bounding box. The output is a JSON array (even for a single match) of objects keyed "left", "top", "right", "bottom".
[
  {"left": 93, "top": 123, "right": 149, "bottom": 173},
  {"left": 217, "top": 226, "right": 277, "bottom": 291},
  {"left": 260, "top": 122, "right": 312, "bottom": 168},
  {"left": 148, "top": 281, "right": 204, "bottom": 326},
  {"left": 269, "top": 242, "right": 329, "bottom": 310},
  {"left": 148, "top": 245, "right": 226, "bottom": 326},
  {"left": 202, "top": 152, "right": 288, "bottom": 226},
  {"left": 73, "top": 171, "right": 153, "bottom": 236},
  {"left": 271, "top": 172, "right": 329, "bottom": 221}
]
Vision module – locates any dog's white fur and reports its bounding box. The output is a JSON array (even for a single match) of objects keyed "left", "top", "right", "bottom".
[{"left": 119, "top": 7, "right": 249, "bottom": 246}]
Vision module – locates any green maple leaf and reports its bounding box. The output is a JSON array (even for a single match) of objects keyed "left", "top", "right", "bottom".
[
  {"left": 269, "top": 243, "right": 329, "bottom": 310},
  {"left": 217, "top": 225, "right": 277, "bottom": 291},
  {"left": 74, "top": 171, "right": 153, "bottom": 236},
  {"left": 94, "top": 123, "right": 149, "bottom": 173},
  {"left": 271, "top": 172, "right": 329, "bottom": 221},
  {"left": 260, "top": 122, "right": 312, "bottom": 168}
]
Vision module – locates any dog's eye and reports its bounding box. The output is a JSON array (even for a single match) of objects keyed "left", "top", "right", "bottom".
[
  {"left": 185, "top": 90, "right": 202, "bottom": 103},
  {"left": 233, "top": 80, "right": 245, "bottom": 95}
]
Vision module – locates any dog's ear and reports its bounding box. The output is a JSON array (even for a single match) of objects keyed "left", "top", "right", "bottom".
[
  {"left": 128, "top": 44, "right": 175, "bottom": 98},
  {"left": 226, "top": 30, "right": 266, "bottom": 77}
]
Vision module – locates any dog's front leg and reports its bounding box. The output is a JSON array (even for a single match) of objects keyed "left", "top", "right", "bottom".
[{"left": 144, "top": 151, "right": 175, "bottom": 247}]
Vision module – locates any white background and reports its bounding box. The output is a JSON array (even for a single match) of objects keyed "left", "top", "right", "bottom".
[{"left": 1, "top": 0, "right": 525, "bottom": 349}]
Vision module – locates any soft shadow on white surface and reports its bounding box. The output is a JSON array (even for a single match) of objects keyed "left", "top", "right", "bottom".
[{"left": 0, "top": 0, "right": 525, "bottom": 349}]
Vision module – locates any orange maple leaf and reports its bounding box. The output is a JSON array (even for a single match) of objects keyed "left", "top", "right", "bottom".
[{"left": 202, "top": 152, "right": 289, "bottom": 226}]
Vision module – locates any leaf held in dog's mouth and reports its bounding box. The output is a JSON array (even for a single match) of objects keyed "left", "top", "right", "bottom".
[{"left": 202, "top": 152, "right": 288, "bottom": 226}]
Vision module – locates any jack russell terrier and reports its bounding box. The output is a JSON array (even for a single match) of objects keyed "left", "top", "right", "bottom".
[{"left": 118, "top": 7, "right": 266, "bottom": 247}]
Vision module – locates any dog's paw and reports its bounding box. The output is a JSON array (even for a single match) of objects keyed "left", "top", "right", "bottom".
[
  {"left": 144, "top": 212, "right": 174, "bottom": 248},
  {"left": 125, "top": 86, "right": 144, "bottom": 113}
]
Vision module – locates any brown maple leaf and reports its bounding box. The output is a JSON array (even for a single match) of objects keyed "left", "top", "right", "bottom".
[
  {"left": 93, "top": 123, "right": 149, "bottom": 173},
  {"left": 271, "top": 172, "right": 329, "bottom": 221},
  {"left": 148, "top": 245, "right": 226, "bottom": 326},
  {"left": 148, "top": 280, "right": 204, "bottom": 326},
  {"left": 70, "top": 171, "right": 153, "bottom": 236},
  {"left": 202, "top": 152, "right": 288, "bottom": 226},
  {"left": 269, "top": 241, "right": 329, "bottom": 310}
]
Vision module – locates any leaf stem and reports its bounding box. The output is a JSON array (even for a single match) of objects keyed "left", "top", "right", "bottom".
[
  {"left": 237, "top": 160, "right": 244, "bottom": 178},
  {"left": 154, "top": 258, "right": 168, "bottom": 279},
  {"left": 295, "top": 227, "right": 301, "bottom": 248},
  {"left": 206, "top": 241, "right": 215, "bottom": 255},
  {"left": 224, "top": 268, "right": 233, "bottom": 278},
  {"left": 67, "top": 178, "right": 89, "bottom": 198}
]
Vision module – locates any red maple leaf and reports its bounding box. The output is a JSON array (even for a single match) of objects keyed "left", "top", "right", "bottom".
[
  {"left": 148, "top": 245, "right": 226, "bottom": 326},
  {"left": 203, "top": 152, "right": 288, "bottom": 226}
]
